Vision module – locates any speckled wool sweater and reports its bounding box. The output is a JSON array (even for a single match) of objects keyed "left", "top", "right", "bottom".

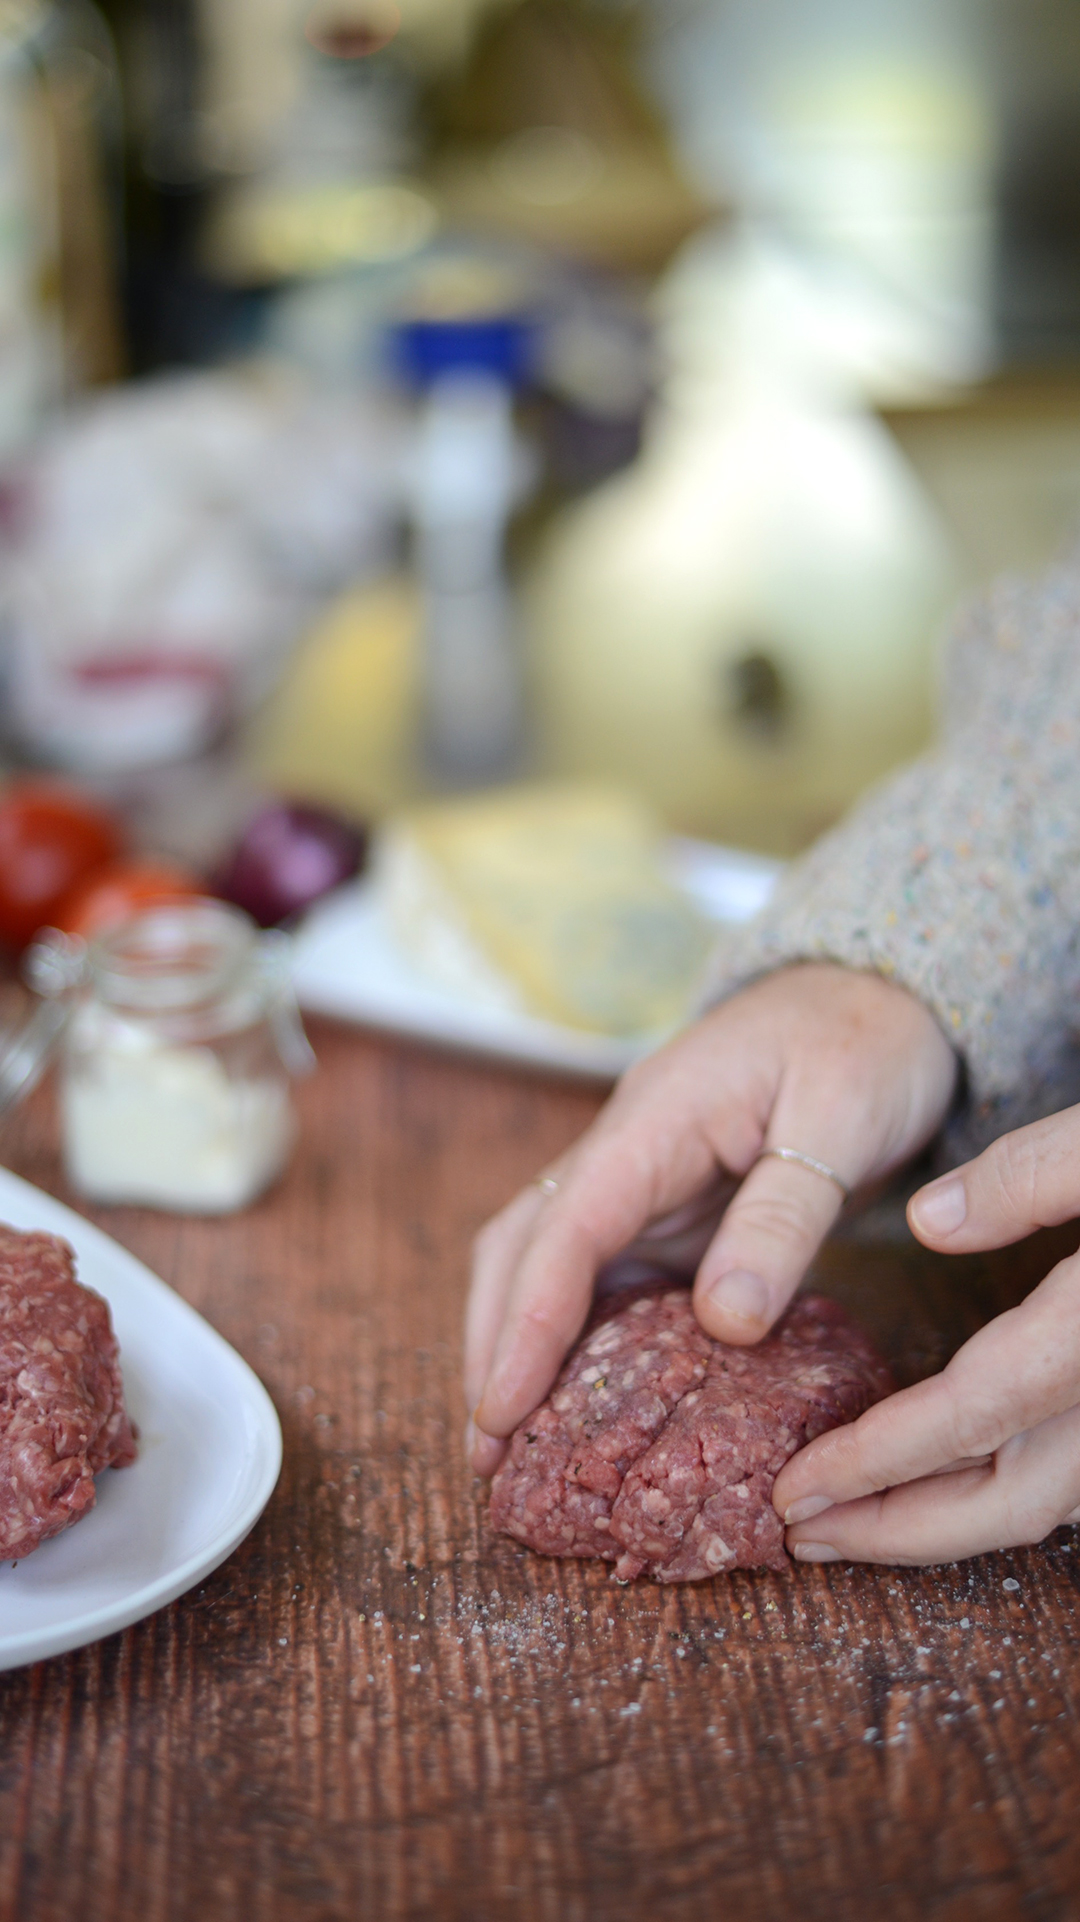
[{"left": 704, "top": 563, "right": 1080, "bottom": 1157}]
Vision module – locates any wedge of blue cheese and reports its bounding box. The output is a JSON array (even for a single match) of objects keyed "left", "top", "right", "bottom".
[{"left": 374, "top": 784, "right": 714, "bottom": 1037}]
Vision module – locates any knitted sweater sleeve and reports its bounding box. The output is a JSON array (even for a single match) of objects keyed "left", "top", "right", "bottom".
[{"left": 702, "top": 564, "right": 1080, "bottom": 1142}]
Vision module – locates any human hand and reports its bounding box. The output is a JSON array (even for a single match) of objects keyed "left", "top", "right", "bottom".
[
  {"left": 779, "top": 1103, "right": 1080, "bottom": 1565},
  {"left": 465, "top": 963, "right": 957, "bottom": 1474}
]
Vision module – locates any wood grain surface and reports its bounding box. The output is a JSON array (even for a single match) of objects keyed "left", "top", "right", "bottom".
[{"left": 1, "top": 1019, "right": 1079, "bottom": 1922}]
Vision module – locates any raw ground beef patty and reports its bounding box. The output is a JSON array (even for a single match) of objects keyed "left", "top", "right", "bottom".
[
  {"left": 489, "top": 1286, "right": 893, "bottom": 1581},
  {"left": 0, "top": 1223, "right": 136, "bottom": 1560}
]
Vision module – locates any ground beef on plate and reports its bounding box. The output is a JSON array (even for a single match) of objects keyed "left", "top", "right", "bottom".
[
  {"left": 0, "top": 1223, "right": 136, "bottom": 1561},
  {"left": 489, "top": 1286, "right": 893, "bottom": 1582}
]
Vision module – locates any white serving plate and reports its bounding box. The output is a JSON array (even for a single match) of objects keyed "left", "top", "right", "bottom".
[
  {"left": 292, "top": 836, "right": 782, "bottom": 1079},
  {"left": 0, "top": 1167, "right": 282, "bottom": 1672}
]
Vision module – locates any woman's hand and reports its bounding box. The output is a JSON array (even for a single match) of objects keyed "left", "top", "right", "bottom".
[
  {"left": 779, "top": 1104, "right": 1080, "bottom": 1565},
  {"left": 465, "top": 963, "right": 957, "bottom": 1473}
]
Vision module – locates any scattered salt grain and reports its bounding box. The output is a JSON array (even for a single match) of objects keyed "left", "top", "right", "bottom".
[
  {"left": 959, "top": 1617, "right": 971, "bottom": 1629},
  {"left": 620, "top": 1704, "right": 642, "bottom": 1718},
  {"left": 1003, "top": 1578, "right": 1020, "bottom": 1593}
]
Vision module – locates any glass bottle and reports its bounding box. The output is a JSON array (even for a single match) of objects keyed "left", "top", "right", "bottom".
[{"left": 32, "top": 898, "right": 313, "bottom": 1212}]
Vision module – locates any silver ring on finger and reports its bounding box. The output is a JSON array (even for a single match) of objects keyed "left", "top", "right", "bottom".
[{"left": 756, "top": 1146, "right": 851, "bottom": 1200}]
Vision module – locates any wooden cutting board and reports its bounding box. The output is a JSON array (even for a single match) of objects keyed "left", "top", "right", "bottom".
[{"left": 0, "top": 1018, "right": 1077, "bottom": 1922}]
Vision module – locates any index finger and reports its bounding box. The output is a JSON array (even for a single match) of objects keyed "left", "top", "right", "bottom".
[
  {"left": 465, "top": 1181, "right": 552, "bottom": 1474},
  {"left": 472, "top": 1121, "right": 716, "bottom": 1442},
  {"left": 786, "top": 1398, "right": 1080, "bottom": 1564},
  {"left": 773, "top": 1250, "right": 1080, "bottom": 1521}
]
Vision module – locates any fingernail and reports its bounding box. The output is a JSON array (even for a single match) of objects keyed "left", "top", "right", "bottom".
[
  {"left": 791, "top": 1542, "right": 844, "bottom": 1562},
  {"left": 705, "top": 1269, "right": 769, "bottom": 1326},
  {"left": 467, "top": 1418, "right": 507, "bottom": 1478},
  {"left": 911, "top": 1176, "right": 967, "bottom": 1236},
  {"left": 784, "top": 1495, "right": 835, "bottom": 1525}
]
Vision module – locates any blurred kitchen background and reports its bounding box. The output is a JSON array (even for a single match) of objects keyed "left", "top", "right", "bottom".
[{"left": 2, "top": 0, "right": 1080, "bottom": 867}]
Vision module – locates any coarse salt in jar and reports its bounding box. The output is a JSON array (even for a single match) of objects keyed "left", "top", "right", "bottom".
[{"left": 27, "top": 898, "right": 314, "bottom": 1212}]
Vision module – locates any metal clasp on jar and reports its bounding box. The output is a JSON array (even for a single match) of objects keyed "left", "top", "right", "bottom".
[{"left": 254, "top": 929, "right": 317, "bottom": 1077}]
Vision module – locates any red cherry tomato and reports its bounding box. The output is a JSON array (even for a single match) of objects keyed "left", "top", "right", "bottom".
[
  {"left": 53, "top": 859, "right": 204, "bottom": 941},
  {"left": 0, "top": 781, "right": 122, "bottom": 949}
]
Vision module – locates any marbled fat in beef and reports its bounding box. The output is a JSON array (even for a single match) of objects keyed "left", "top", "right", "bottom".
[
  {"left": 489, "top": 1287, "right": 711, "bottom": 1562},
  {"left": 0, "top": 1224, "right": 136, "bottom": 1561},
  {"left": 490, "top": 1288, "right": 892, "bottom": 1583}
]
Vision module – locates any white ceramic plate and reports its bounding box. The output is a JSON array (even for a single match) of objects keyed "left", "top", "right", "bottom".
[
  {"left": 0, "top": 1167, "right": 282, "bottom": 1672},
  {"left": 292, "top": 836, "right": 782, "bottom": 1079}
]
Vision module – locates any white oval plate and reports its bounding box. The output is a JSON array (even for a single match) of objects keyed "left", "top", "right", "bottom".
[{"left": 0, "top": 1166, "right": 282, "bottom": 1671}]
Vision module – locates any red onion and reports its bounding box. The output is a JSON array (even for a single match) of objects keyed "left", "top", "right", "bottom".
[{"left": 216, "top": 803, "right": 366, "bottom": 927}]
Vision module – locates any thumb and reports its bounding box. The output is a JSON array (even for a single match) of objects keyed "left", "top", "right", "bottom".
[
  {"left": 909, "top": 1104, "right": 1080, "bottom": 1253},
  {"left": 693, "top": 1145, "right": 849, "bottom": 1344}
]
